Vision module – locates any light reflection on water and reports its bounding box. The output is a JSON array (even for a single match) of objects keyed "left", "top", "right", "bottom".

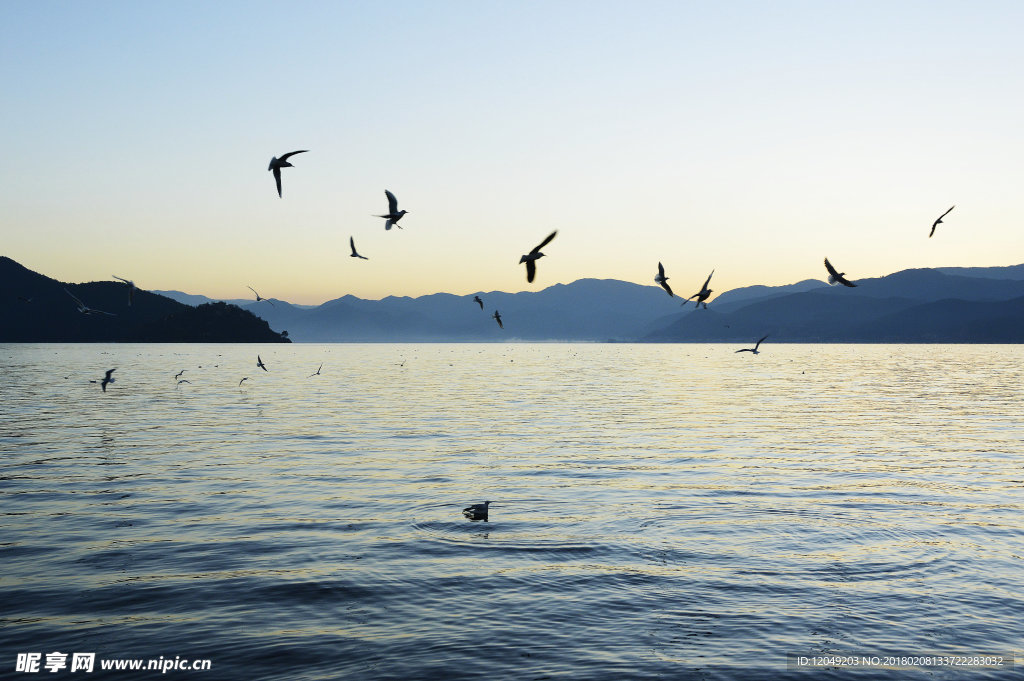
[{"left": 1, "top": 343, "right": 1022, "bottom": 679}]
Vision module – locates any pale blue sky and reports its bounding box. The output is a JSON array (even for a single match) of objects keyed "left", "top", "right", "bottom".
[{"left": 3, "top": 1, "right": 1022, "bottom": 303}]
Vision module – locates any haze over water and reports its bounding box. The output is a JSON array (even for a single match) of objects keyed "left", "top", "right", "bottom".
[{"left": 2, "top": 343, "right": 1021, "bottom": 679}]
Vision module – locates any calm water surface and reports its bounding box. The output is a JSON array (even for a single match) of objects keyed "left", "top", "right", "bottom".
[{"left": 1, "top": 343, "right": 1021, "bottom": 679}]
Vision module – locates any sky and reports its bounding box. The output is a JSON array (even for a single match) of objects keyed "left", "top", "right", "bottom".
[{"left": 2, "top": 1, "right": 1023, "bottom": 305}]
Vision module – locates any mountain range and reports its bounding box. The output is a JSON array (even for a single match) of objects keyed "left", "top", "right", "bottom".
[
  {"left": 150, "top": 262, "right": 1024, "bottom": 343},
  {"left": 0, "top": 256, "right": 289, "bottom": 343}
]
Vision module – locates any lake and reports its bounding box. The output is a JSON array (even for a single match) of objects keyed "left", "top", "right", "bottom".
[{"left": 1, "top": 343, "right": 1021, "bottom": 679}]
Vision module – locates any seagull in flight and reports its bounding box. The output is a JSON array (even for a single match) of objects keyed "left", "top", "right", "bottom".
[
  {"left": 929, "top": 205, "right": 955, "bottom": 238},
  {"left": 684, "top": 270, "right": 714, "bottom": 308},
  {"left": 735, "top": 335, "right": 769, "bottom": 355},
  {"left": 268, "top": 150, "right": 308, "bottom": 198},
  {"left": 520, "top": 230, "right": 557, "bottom": 283},
  {"left": 174, "top": 369, "right": 186, "bottom": 380},
  {"left": 95, "top": 368, "right": 116, "bottom": 392},
  {"left": 463, "top": 500, "right": 491, "bottom": 521},
  {"left": 112, "top": 276, "right": 138, "bottom": 305},
  {"left": 176, "top": 379, "right": 192, "bottom": 387},
  {"left": 256, "top": 355, "right": 268, "bottom": 372},
  {"left": 655, "top": 262, "right": 673, "bottom": 297},
  {"left": 492, "top": 310, "right": 503, "bottom": 329},
  {"left": 349, "top": 236, "right": 368, "bottom": 260},
  {"left": 376, "top": 190, "right": 408, "bottom": 230},
  {"left": 474, "top": 295, "right": 484, "bottom": 310},
  {"left": 824, "top": 258, "right": 857, "bottom": 287},
  {"left": 64, "top": 288, "right": 116, "bottom": 316},
  {"left": 239, "top": 377, "right": 249, "bottom": 387},
  {"left": 247, "top": 286, "right": 275, "bottom": 305},
  {"left": 309, "top": 363, "right": 322, "bottom": 377}
]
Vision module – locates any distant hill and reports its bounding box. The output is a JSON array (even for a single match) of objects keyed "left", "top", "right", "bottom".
[
  {"left": 0, "top": 257, "right": 290, "bottom": 343},
  {"left": 645, "top": 266, "right": 1024, "bottom": 342}
]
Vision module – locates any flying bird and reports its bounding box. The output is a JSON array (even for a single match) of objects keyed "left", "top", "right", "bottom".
[
  {"left": 463, "top": 501, "right": 491, "bottom": 521},
  {"left": 474, "top": 295, "right": 484, "bottom": 310},
  {"left": 492, "top": 310, "right": 503, "bottom": 329},
  {"left": 174, "top": 369, "right": 186, "bottom": 380},
  {"left": 735, "top": 335, "right": 769, "bottom": 355},
  {"left": 268, "top": 150, "right": 308, "bottom": 198},
  {"left": 655, "top": 262, "right": 673, "bottom": 297},
  {"left": 376, "top": 190, "right": 408, "bottom": 230},
  {"left": 97, "top": 368, "right": 116, "bottom": 392},
  {"left": 112, "top": 276, "right": 138, "bottom": 305},
  {"left": 256, "top": 355, "right": 268, "bottom": 372},
  {"left": 64, "top": 288, "right": 115, "bottom": 316},
  {"left": 824, "top": 258, "right": 857, "bottom": 287},
  {"left": 349, "top": 236, "right": 368, "bottom": 260},
  {"left": 309, "top": 363, "right": 322, "bottom": 377},
  {"left": 520, "top": 230, "right": 557, "bottom": 283},
  {"left": 247, "top": 286, "right": 275, "bottom": 305},
  {"left": 176, "top": 379, "right": 192, "bottom": 387},
  {"left": 684, "top": 270, "right": 715, "bottom": 308},
  {"left": 929, "top": 205, "right": 955, "bottom": 238},
  {"left": 239, "top": 377, "right": 249, "bottom": 387}
]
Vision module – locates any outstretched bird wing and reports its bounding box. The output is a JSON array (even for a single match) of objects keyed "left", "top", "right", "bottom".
[
  {"left": 278, "top": 150, "right": 308, "bottom": 163},
  {"left": 702, "top": 269, "right": 715, "bottom": 290},
  {"left": 531, "top": 230, "right": 558, "bottom": 255},
  {"left": 754, "top": 334, "right": 769, "bottom": 350},
  {"left": 385, "top": 190, "right": 398, "bottom": 214},
  {"left": 272, "top": 167, "right": 283, "bottom": 197},
  {"left": 930, "top": 205, "right": 955, "bottom": 237},
  {"left": 525, "top": 259, "right": 537, "bottom": 283},
  {"left": 349, "top": 236, "right": 358, "bottom": 256}
]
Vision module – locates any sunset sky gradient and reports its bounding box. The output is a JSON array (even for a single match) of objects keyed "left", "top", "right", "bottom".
[{"left": 3, "top": 1, "right": 1022, "bottom": 304}]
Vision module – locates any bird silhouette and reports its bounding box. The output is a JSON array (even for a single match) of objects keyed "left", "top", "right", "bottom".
[
  {"left": 256, "top": 355, "right": 268, "bottom": 372},
  {"left": 824, "top": 258, "right": 857, "bottom": 287},
  {"left": 64, "top": 288, "right": 115, "bottom": 316},
  {"left": 735, "top": 335, "right": 769, "bottom": 354},
  {"left": 474, "top": 295, "right": 484, "bottom": 310},
  {"left": 684, "top": 270, "right": 714, "bottom": 308},
  {"left": 112, "top": 276, "right": 138, "bottom": 305},
  {"left": 492, "top": 310, "right": 503, "bottom": 329},
  {"left": 247, "top": 286, "right": 275, "bottom": 305},
  {"left": 463, "top": 501, "right": 491, "bottom": 521},
  {"left": 98, "top": 368, "right": 116, "bottom": 392},
  {"left": 520, "top": 231, "right": 557, "bottom": 283},
  {"left": 309, "top": 363, "right": 322, "bottom": 377},
  {"left": 268, "top": 150, "right": 308, "bottom": 198},
  {"left": 349, "top": 236, "right": 368, "bottom": 260},
  {"left": 376, "top": 190, "right": 408, "bottom": 230},
  {"left": 929, "top": 205, "right": 955, "bottom": 238},
  {"left": 655, "top": 262, "right": 673, "bottom": 297}
]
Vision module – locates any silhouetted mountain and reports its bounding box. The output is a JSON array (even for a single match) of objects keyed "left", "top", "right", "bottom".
[
  {"left": 1, "top": 257, "right": 290, "bottom": 342},
  {"left": 646, "top": 266, "right": 1024, "bottom": 342}
]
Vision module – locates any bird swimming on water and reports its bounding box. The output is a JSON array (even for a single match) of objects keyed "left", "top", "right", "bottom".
[
  {"left": 929, "top": 205, "right": 955, "bottom": 238},
  {"left": 256, "top": 355, "right": 268, "bottom": 372},
  {"left": 268, "top": 150, "right": 308, "bottom": 198},
  {"left": 655, "top": 262, "right": 673, "bottom": 297},
  {"left": 463, "top": 501, "right": 491, "bottom": 521},
  {"left": 349, "top": 236, "right": 368, "bottom": 260},
  {"left": 735, "top": 334, "right": 769, "bottom": 355},
  {"left": 520, "top": 230, "right": 557, "bottom": 283},
  {"left": 823, "top": 258, "right": 857, "bottom": 287},
  {"left": 684, "top": 270, "right": 714, "bottom": 308},
  {"left": 376, "top": 190, "right": 408, "bottom": 230}
]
